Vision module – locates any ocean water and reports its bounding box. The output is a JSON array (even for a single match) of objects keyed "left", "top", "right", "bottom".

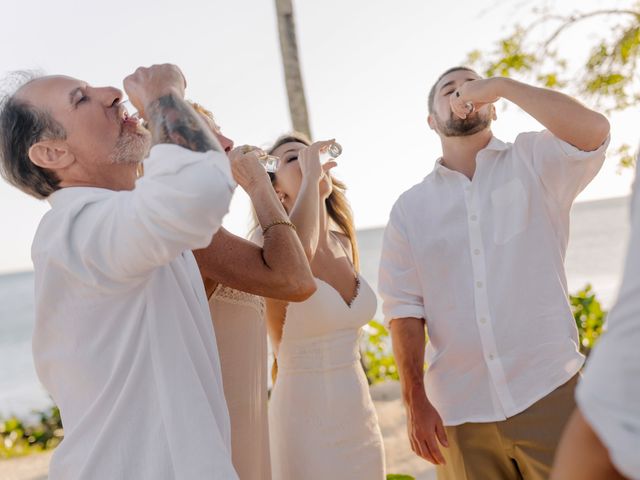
[
  {"left": 0, "top": 196, "right": 630, "bottom": 417},
  {"left": 0, "top": 271, "right": 53, "bottom": 418}
]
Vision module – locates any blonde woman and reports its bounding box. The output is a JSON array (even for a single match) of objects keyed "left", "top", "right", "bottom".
[
  {"left": 190, "top": 105, "right": 316, "bottom": 480},
  {"left": 265, "top": 133, "right": 385, "bottom": 479}
]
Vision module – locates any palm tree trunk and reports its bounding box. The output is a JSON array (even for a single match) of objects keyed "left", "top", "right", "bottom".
[{"left": 274, "top": 0, "right": 312, "bottom": 139}]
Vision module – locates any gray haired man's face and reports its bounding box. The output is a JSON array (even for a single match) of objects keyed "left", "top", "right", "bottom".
[{"left": 18, "top": 75, "right": 150, "bottom": 171}]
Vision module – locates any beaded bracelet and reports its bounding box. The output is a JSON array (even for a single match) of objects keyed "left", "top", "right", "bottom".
[{"left": 262, "top": 219, "right": 297, "bottom": 236}]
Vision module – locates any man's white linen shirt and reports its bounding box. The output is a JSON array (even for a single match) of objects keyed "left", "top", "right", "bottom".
[
  {"left": 379, "top": 131, "right": 609, "bottom": 426},
  {"left": 31, "top": 145, "right": 239, "bottom": 479}
]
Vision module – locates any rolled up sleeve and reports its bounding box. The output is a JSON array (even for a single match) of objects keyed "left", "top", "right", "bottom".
[
  {"left": 378, "top": 201, "right": 425, "bottom": 326},
  {"left": 516, "top": 130, "right": 609, "bottom": 211}
]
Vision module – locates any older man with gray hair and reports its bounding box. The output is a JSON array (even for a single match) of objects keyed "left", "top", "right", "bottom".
[{"left": 0, "top": 64, "right": 244, "bottom": 479}]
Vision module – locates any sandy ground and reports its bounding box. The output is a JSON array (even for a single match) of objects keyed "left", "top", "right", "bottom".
[
  {"left": 0, "top": 381, "right": 436, "bottom": 480},
  {"left": 1, "top": 451, "right": 51, "bottom": 480}
]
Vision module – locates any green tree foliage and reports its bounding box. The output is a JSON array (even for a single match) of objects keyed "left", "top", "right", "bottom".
[
  {"left": 361, "top": 320, "right": 400, "bottom": 384},
  {"left": 467, "top": 1, "right": 640, "bottom": 169},
  {"left": 0, "top": 406, "right": 63, "bottom": 458},
  {"left": 570, "top": 284, "right": 606, "bottom": 356}
]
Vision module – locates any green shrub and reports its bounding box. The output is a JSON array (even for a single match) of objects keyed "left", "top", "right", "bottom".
[
  {"left": 0, "top": 405, "right": 63, "bottom": 459},
  {"left": 361, "top": 320, "right": 400, "bottom": 384},
  {"left": 570, "top": 283, "right": 606, "bottom": 356}
]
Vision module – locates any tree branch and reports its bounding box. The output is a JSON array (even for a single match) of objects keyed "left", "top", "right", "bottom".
[{"left": 542, "top": 9, "right": 640, "bottom": 49}]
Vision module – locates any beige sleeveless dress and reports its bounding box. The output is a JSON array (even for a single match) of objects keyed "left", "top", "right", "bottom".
[
  {"left": 268, "top": 273, "right": 386, "bottom": 479},
  {"left": 209, "top": 284, "right": 271, "bottom": 480}
]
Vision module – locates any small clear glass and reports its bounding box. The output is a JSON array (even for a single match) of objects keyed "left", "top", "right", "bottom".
[
  {"left": 319, "top": 142, "right": 342, "bottom": 164},
  {"left": 120, "top": 99, "right": 141, "bottom": 121},
  {"left": 258, "top": 154, "right": 279, "bottom": 174}
]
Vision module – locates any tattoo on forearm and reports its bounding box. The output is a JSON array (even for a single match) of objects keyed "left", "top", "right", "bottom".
[{"left": 146, "top": 94, "right": 222, "bottom": 153}]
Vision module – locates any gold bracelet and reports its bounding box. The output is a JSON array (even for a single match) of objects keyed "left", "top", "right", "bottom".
[{"left": 262, "top": 219, "right": 297, "bottom": 236}]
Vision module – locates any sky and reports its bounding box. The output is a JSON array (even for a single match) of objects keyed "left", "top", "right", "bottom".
[{"left": 0, "top": 0, "right": 637, "bottom": 273}]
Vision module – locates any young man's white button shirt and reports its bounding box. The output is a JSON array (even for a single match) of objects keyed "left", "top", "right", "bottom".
[
  {"left": 379, "top": 131, "right": 608, "bottom": 426},
  {"left": 32, "top": 145, "right": 239, "bottom": 479}
]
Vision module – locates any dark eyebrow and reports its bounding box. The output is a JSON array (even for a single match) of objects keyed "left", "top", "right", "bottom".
[
  {"left": 439, "top": 77, "right": 477, "bottom": 92},
  {"left": 282, "top": 146, "right": 301, "bottom": 156},
  {"left": 439, "top": 80, "right": 455, "bottom": 92},
  {"left": 68, "top": 86, "right": 85, "bottom": 104}
]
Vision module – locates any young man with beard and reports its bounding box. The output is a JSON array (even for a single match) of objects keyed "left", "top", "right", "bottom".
[
  {"left": 0, "top": 64, "right": 307, "bottom": 479},
  {"left": 378, "top": 67, "right": 610, "bottom": 480}
]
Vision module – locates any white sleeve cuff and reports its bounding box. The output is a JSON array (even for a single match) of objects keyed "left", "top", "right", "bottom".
[
  {"left": 551, "top": 131, "right": 610, "bottom": 158},
  {"left": 144, "top": 145, "right": 236, "bottom": 192},
  {"left": 207, "top": 150, "right": 237, "bottom": 192},
  {"left": 383, "top": 305, "right": 426, "bottom": 328}
]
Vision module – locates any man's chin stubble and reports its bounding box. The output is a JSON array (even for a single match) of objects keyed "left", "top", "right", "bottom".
[{"left": 110, "top": 132, "right": 151, "bottom": 165}]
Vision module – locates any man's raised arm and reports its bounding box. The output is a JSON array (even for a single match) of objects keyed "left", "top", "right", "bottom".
[
  {"left": 74, "top": 65, "right": 236, "bottom": 283},
  {"left": 451, "top": 77, "right": 610, "bottom": 151},
  {"left": 125, "top": 64, "right": 225, "bottom": 154}
]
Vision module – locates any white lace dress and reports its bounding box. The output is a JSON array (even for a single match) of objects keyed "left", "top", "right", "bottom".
[
  {"left": 209, "top": 285, "right": 271, "bottom": 480},
  {"left": 269, "top": 275, "right": 386, "bottom": 479}
]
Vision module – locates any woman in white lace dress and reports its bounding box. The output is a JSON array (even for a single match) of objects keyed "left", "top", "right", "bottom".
[
  {"left": 265, "top": 133, "right": 386, "bottom": 480},
  {"left": 190, "top": 105, "right": 316, "bottom": 480}
]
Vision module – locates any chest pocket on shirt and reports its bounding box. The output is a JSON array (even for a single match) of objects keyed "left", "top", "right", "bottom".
[{"left": 491, "top": 179, "right": 530, "bottom": 245}]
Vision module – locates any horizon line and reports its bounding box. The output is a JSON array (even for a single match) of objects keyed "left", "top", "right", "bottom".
[{"left": 0, "top": 193, "right": 630, "bottom": 276}]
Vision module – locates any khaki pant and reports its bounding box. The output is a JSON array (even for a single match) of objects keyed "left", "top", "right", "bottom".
[{"left": 437, "top": 375, "right": 578, "bottom": 480}]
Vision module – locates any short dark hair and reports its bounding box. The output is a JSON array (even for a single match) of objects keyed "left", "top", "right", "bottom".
[
  {"left": 427, "top": 66, "right": 479, "bottom": 115},
  {"left": 0, "top": 72, "right": 66, "bottom": 199}
]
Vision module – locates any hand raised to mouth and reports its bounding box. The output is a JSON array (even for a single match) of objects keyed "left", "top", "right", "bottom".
[
  {"left": 124, "top": 64, "right": 223, "bottom": 154},
  {"left": 450, "top": 78, "right": 500, "bottom": 119}
]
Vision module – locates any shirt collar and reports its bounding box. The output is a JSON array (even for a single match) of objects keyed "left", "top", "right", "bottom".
[
  {"left": 433, "top": 135, "right": 508, "bottom": 174},
  {"left": 47, "top": 186, "right": 113, "bottom": 208},
  {"left": 483, "top": 136, "right": 508, "bottom": 152}
]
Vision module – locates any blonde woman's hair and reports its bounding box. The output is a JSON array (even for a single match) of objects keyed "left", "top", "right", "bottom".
[{"left": 190, "top": 101, "right": 214, "bottom": 121}]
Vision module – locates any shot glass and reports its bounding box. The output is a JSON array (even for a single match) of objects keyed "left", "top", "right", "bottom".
[
  {"left": 319, "top": 142, "right": 342, "bottom": 165},
  {"left": 258, "top": 154, "right": 279, "bottom": 174},
  {"left": 120, "top": 99, "right": 141, "bottom": 121}
]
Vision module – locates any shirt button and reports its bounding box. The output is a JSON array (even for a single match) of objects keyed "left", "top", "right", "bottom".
[
  {"left": 470, "top": 214, "right": 478, "bottom": 221},
  {"left": 488, "top": 353, "right": 495, "bottom": 360},
  {"left": 480, "top": 317, "right": 487, "bottom": 324},
  {"left": 474, "top": 249, "right": 481, "bottom": 255},
  {"left": 476, "top": 281, "right": 483, "bottom": 288}
]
